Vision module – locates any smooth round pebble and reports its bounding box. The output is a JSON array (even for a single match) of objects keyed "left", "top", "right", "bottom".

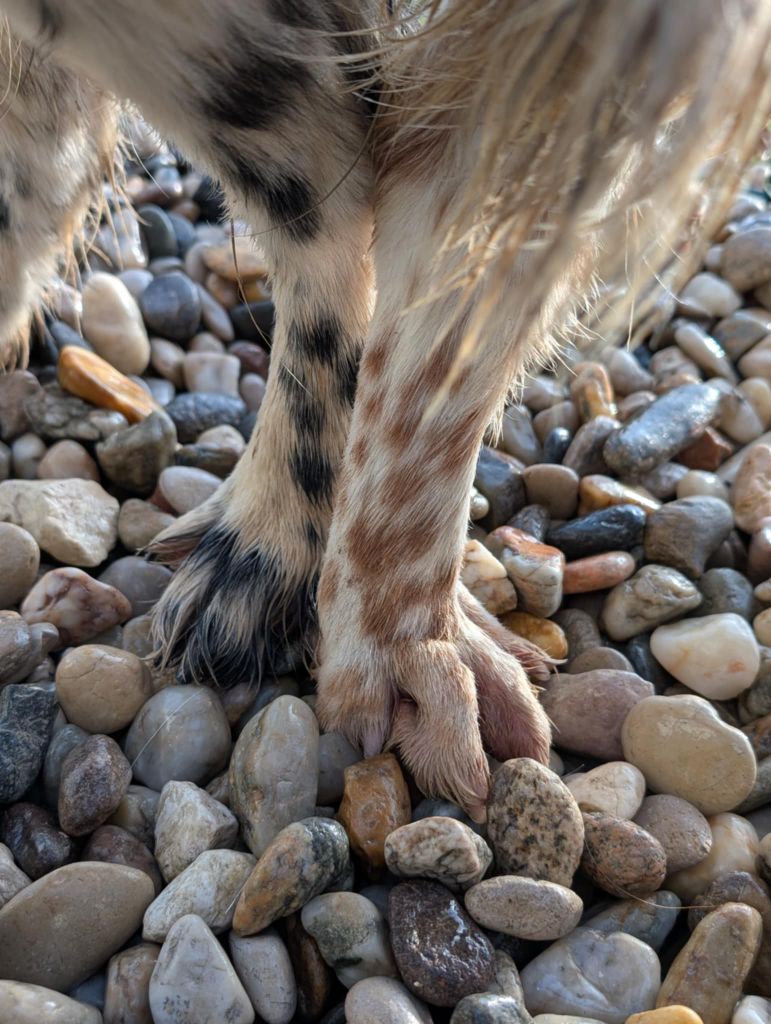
[
  {"left": 81, "top": 273, "right": 150, "bottom": 375},
  {"left": 301, "top": 891, "right": 397, "bottom": 987},
  {"left": 153, "top": 779, "right": 238, "bottom": 882},
  {"left": 580, "top": 813, "right": 667, "bottom": 897},
  {"left": 230, "top": 929, "right": 297, "bottom": 1024},
  {"left": 384, "top": 816, "right": 493, "bottom": 889},
  {"left": 158, "top": 465, "right": 220, "bottom": 514},
  {"left": 345, "top": 978, "right": 432, "bottom": 1024},
  {"left": 650, "top": 613, "right": 760, "bottom": 699},
  {"left": 633, "top": 795, "right": 713, "bottom": 873},
  {"left": 566, "top": 762, "right": 646, "bottom": 819},
  {"left": 667, "top": 812, "right": 760, "bottom": 901},
  {"left": 55, "top": 644, "right": 152, "bottom": 733},
  {"left": 103, "top": 942, "right": 159, "bottom": 1024},
  {"left": 464, "top": 875, "right": 582, "bottom": 940},
  {"left": 0, "top": 981, "right": 102, "bottom": 1024}
]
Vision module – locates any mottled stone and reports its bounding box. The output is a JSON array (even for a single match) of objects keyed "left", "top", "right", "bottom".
[
  {"left": 0, "top": 862, "right": 153, "bottom": 990},
  {"left": 465, "top": 875, "right": 582, "bottom": 940},
  {"left": 0, "top": 981, "right": 102, "bottom": 1024},
  {"left": 125, "top": 686, "right": 231, "bottom": 791},
  {"left": 622, "top": 695, "right": 757, "bottom": 814},
  {"left": 0, "top": 803, "right": 77, "bottom": 879},
  {"left": 542, "top": 670, "right": 654, "bottom": 760},
  {"left": 384, "top": 817, "right": 492, "bottom": 890},
  {"left": 25, "top": 384, "right": 128, "bottom": 443},
  {"left": 302, "top": 891, "right": 397, "bottom": 987},
  {"left": 0, "top": 683, "right": 58, "bottom": 802},
  {"left": 634, "top": 795, "right": 712, "bottom": 873},
  {"left": 149, "top": 914, "right": 254, "bottom": 1024},
  {"left": 651, "top": 613, "right": 759, "bottom": 699},
  {"left": 337, "top": 753, "right": 411, "bottom": 872},
  {"left": 165, "top": 391, "right": 246, "bottom": 442},
  {"left": 81, "top": 273, "right": 150, "bottom": 375},
  {"left": 143, "top": 848, "right": 254, "bottom": 940},
  {"left": 153, "top": 780, "right": 238, "bottom": 882},
  {"left": 58, "top": 735, "right": 132, "bottom": 837},
  {"left": 390, "top": 880, "right": 495, "bottom": 1008},
  {"left": 229, "top": 695, "right": 319, "bottom": 857},
  {"left": 520, "top": 928, "right": 661, "bottom": 1023},
  {"left": 451, "top": 993, "right": 530, "bottom": 1024},
  {"left": 96, "top": 412, "right": 176, "bottom": 496},
  {"left": 581, "top": 813, "right": 667, "bottom": 897},
  {"left": 656, "top": 903, "right": 761, "bottom": 1024},
  {"left": 566, "top": 762, "right": 646, "bottom": 819},
  {"left": 461, "top": 539, "right": 518, "bottom": 615},
  {"left": 104, "top": 942, "right": 159, "bottom": 1024},
  {"left": 667, "top": 813, "right": 760, "bottom": 902},
  {"left": 345, "top": 978, "right": 432, "bottom": 1024},
  {"left": 644, "top": 497, "right": 733, "bottom": 578},
  {"left": 283, "top": 912, "right": 334, "bottom": 1021},
  {"left": 22, "top": 567, "right": 131, "bottom": 647},
  {"left": 487, "top": 759, "right": 584, "bottom": 885},
  {"left": 229, "top": 929, "right": 296, "bottom": 1024},
  {"left": 0, "top": 611, "right": 58, "bottom": 685},
  {"left": 82, "top": 825, "right": 162, "bottom": 895},
  {"left": 601, "top": 565, "right": 703, "bottom": 641},
  {"left": 233, "top": 817, "right": 350, "bottom": 935},
  {"left": 56, "top": 644, "right": 152, "bottom": 733},
  {"left": 0, "top": 479, "right": 118, "bottom": 566},
  {"left": 488, "top": 526, "right": 564, "bottom": 617}
]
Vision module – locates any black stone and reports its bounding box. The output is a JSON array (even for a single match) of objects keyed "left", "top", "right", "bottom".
[
  {"left": 238, "top": 410, "right": 258, "bottom": 441},
  {"left": 48, "top": 320, "right": 93, "bottom": 354},
  {"left": 625, "top": 634, "right": 675, "bottom": 693},
  {"left": 546, "top": 504, "right": 646, "bottom": 559},
  {"left": 139, "top": 271, "right": 202, "bottom": 343},
  {"left": 696, "top": 567, "right": 757, "bottom": 619},
  {"left": 165, "top": 392, "right": 246, "bottom": 443},
  {"left": 474, "top": 446, "right": 525, "bottom": 530},
  {"left": 0, "top": 802, "right": 77, "bottom": 879},
  {"left": 167, "top": 212, "right": 197, "bottom": 255},
  {"left": 137, "top": 204, "right": 178, "bottom": 260},
  {"left": 0, "top": 684, "right": 59, "bottom": 803},
  {"left": 542, "top": 426, "right": 573, "bottom": 464},
  {"left": 230, "top": 300, "right": 275, "bottom": 342},
  {"left": 603, "top": 383, "right": 721, "bottom": 476},
  {"left": 508, "top": 504, "right": 550, "bottom": 542}
]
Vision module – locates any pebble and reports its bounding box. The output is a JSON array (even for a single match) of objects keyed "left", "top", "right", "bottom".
[
  {"left": 337, "top": 753, "right": 412, "bottom": 872},
  {"left": 229, "top": 930, "right": 297, "bottom": 1024},
  {"left": 229, "top": 695, "right": 319, "bottom": 857},
  {"left": 585, "top": 890, "right": 681, "bottom": 951},
  {"left": 657, "top": 903, "right": 761, "bottom": 1023},
  {"left": 500, "top": 406, "right": 542, "bottom": 464},
  {"left": 125, "top": 685, "right": 231, "bottom": 790},
  {"left": 699, "top": 567, "right": 756, "bottom": 618},
  {"left": 563, "top": 551, "right": 635, "bottom": 594},
  {"left": 565, "top": 762, "right": 646, "bottom": 819},
  {"left": 81, "top": 273, "right": 150, "bottom": 375},
  {"left": 488, "top": 527, "right": 564, "bottom": 617},
  {"left": 21, "top": 567, "right": 131, "bottom": 647},
  {"left": 568, "top": 646, "right": 632, "bottom": 673},
  {"left": 734, "top": 444, "right": 771, "bottom": 531},
  {"left": 96, "top": 411, "right": 177, "bottom": 495},
  {"left": 633, "top": 795, "right": 713, "bottom": 872},
  {"left": 721, "top": 224, "right": 771, "bottom": 290},
  {"left": 0, "top": 478, "right": 118, "bottom": 566},
  {"left": 651, "top": 613, "right": 759, "bottom": 699},
  {"left": 99, "top": 556, "right": 171, "bottom": 616},
  {"left": 183, "top": 351, "right": 240, "bottom": 395},
  {"left": 233, "top": 817, "right": 350, "bottom": 935},
  {"left": 301, "top": 891, "right": 397, "bottom": 987},
  {"left": 603, "top": 383, "right": 721, "bottom": 476},
  {"left": 451, "top": 993, "right": 531, "bottom": 1023},
  {"left": 10, "top": 433, "right": 46, "bottom": 480},
  {"left": 83, "top": 823, "right": 162, "bottom": 896},
  {"left": 36, "top": 439, "right": 99, "bottom": 481},
  {"left": 676, "top": 469, "right": 729, "bottom": 501},
  {"left": 734, "top": 998, "right": 771, "bottom": 1024},
  {"left": 0, "top": 683, "right": 59, "bottom": 802},
  {"left": 0, "top": 371, "right": 39, "bottom": 441},
  {"left": 667, "top": 812, "right": 760, "bottom": 901},
  {"left": 644, "top": 497, "right": 734, "bottom": 577},
  {"left": 153, "top": 779, "right": 238, "bottom": 882},
  {"left": 0, "top": 843, "right": 29, "bottom": 909},
  {"left": 283, "top": 910, "right": 334, "bottom": 1020},
  {"left": 118, "top": 498, "right": 176, "bottom": 551},
  {"left": 139, "top": 272, "right": 201, "bottom": 342},
  {"left": 0, "top": 803, "right": 77, "bottom": 879},
  {"left": 384, "top": 816, "right": 492, "bottom": 889},
  {"left": 157, "top": 465, "right": 221, "bottom": 513},
  {"left": 622, "top": 695, "right": 757, "bottom": 814},
  {"left": 499, "top": 611, "right": 568, "bottom": 658},
  {"left": 487, "top": 758, "right": 584, "bottom": 885},
  {"left": 461, "top": 540, "right": 518, "bottom": 615},
  {"left": 679, "top": 271, "right": 743, "bottom": 317},
  {"left": 149, "top": 914, "right": 254, "bottom": 1024},
  {"left": 520, "top": 928, "right": 661, "bottom": 1022},
  {"left": 542, "top": 670, "right": 654, "bottom": 760},
  {"left": 108, "top": 785, "right": 160, "bottom": 850},
  {"left": 317, "top": 732, "right": 362, "bottom": 805},
  {"left": 545, "top": 505, "right": 646, "bottom": 560},
  {"left": 345, "top": 977, "right": 432, "bottom": 1024},
  {"left": 674, "top": 322, "right": 738, "bottom": 383},
  {"left": 465, "top": 875, "right": 582, "bottom": 940},
  {"left": 55, "top": 644, "right": 151, "bottom": 733},
  {"left": 201, "top": 235, "right": 268, "bottom": 279},
  {"left": 601, "top": 565, "right": 703, "bottom": 641},
  {"left": 389, "top": 880, "right": 495, "bottom": 1007},
  {"left": 58, "top": 734, "right": 132, "bottom": 837},
  {"left": 562, "top": 416, "right": 620, "bottom": 477},
  {"left": 103, "top": 942, "right": 159, "bottom": 1024},
  {"left": 629, "top": 1013, "right": 704, "bottom": 1024},
  {"left": 58, "top": 346, "right": 159, "bottom": 424},
  {"left": 25, "top": 384, "right": 128, "bottom": 444},
  {"left": 522, "top": 464, "right": 579, "bottom": 519},
  {"left": 0, "top": 611, "right": 58, "bottom": 685},
  {"left": 0, "top": 981, "right": 102, "bottom": 1024},
  {"left": 165, "top": 391, "right": 247, "bottom": 442},
  {"left": 533, "top": 401, "right": 580, "bottom": 444},
  {"left": 142, "top": 848, "right": 254, "bottom": 941},
  {"left": 0, "top": 862, "right": 154, "bottom": 990},
  {"left": 580, "top": 813, "right": 667, "bottom": 897}
]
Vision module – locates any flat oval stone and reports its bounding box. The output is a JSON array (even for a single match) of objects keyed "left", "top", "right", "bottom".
[
  {"left": 104, "top": 942, "right": 159, "bottom": 1024},
  {"left": 143, "top": 849, "right": 254, "bottom": 941},
  {"left": 158, "top": 465, "right": 220, "bottom": 514},
  {"left": 520, "top": 928, "right": 661, "bottom": 1021},
  {"left": 345, "top": 977, "right": 432, "bottom": 1024},
  {"left": 164, "top": 392, "right": 246, "bottom": 443},
  {"left": 229, "top": 695, "right": 319, "bottom": 857},
  {"left": 56, "top": 644, "right": 152, "bottom": 733},
  {"left": 337, "top": 753, "right": 411, "bottom": 872},
  {"left": 149, "top": 914, "right": 254, "bottom": 1024},
  {"left": 0, "top": 803, "right": 77, "bottom": 879},
  {"left": 233, "top": 818, "right": 351, "bottom": 936},
  {"left": 81, "top": 273, "right": 150, "bottom": 376},
  {"left": 721, "top": 224, "right": 771, "bottom": 290},
  {"left": 301, "top": 891, "right": 397, "bottom": 987},
  {"left": 58, "top": 734, "right": 132, "bottom": 837},
  {"left": 0, "top": 683, "right": 59, "bottom": 802},
  {"left": 547, "top": 504, "right": 646, "bottom": 559},
  {"left": 83, "top": 825, "right": 162, "bottom": 895},
  {"left": 566, "top": 762, "right": 646, "bottom": 819},
  {"left": 541, "top": 671, "right": 654, "bottom": 760},
  {"left": 384, "top": 817, "right": 492, "bottom": 890},
  {"left": 154, "top": 779, "right": 238, "bottom": 882},
  {"left": 634, "top": 795, "right": 713, "bottom": 873},
  {"left": 139, "top": 272, "right": 201, "bottom": 343},
  {"left": 656, "top": 903, "right": 762, "bottom": 1021},
  {"left": 58, "top": 346, "right": 159, "bottom": 424},
  {"left": 667, "top": 812, "right": 760, "bottom": 902},
  {"left": 650, "top": 613, "right": 760, "bottom": 699},
  {"left": 229, "top": 929, "right": 297, "bottom": 1024},
  {"left": 125, "top": 686, "right": 231, "bottom": 791},
  {"left": 0, "top": 862, "right": 153, "bottom": 990},
  {"left": 22, "top": 567, "right": 131, "bottom": 647},
  {"left": 601, "top": 565, "right": 703, "bottom": 642},
  {"left": 563, "top": 552, "right": 635, "bottom": 594},
  {"left": 622, "top": 695, "right": 757, "bottom": 815},
  {"left": 0, "top": 981, "right": 101, "bottom": 1024},
  {"left": 464, "top": 876, "right": 582, "bottom": 940},
  {"left": 487, "top": 759, "right": 584, "bottom": 886},
  {"left": 580, "top": 813, "right": 667, "bottom": 897},
  {"left": 389, "top": 880, "right": 495, "bottom": 1008}
]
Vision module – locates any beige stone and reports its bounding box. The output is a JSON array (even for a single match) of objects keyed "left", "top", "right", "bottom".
[
  {"left": 461, "top": 540, "right": 517, "bottom": 614},
  {"left": 667, "top": 813, "right": 760, "bottom": 901},
  {"left": 565, "top": 762, "right": 646, "bottom": 819},
  {"left": 465, "top": 876, "right": 583, "bottom": 940},
  {"left": 0, "top": 982, "right": 101, "bottom": 1024},
  {"left": 55, "top": 644, "right": 152, "bottom": 733},
  {"left": 82, "top": 272, "right": 150, "bottom": 375}
]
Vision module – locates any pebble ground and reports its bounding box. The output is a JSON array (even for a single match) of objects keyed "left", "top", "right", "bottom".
[{"left": 0, "top": 124, "right": 771, "bottom": 1024}]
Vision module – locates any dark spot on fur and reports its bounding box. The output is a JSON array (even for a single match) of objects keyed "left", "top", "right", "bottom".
[
  {"left": 220, "top": 146, "right": 321, "bottom": 242},
  {"left": 199, "top": 30, "right": 310, "bottom": 132},
  {"left": 288, "top": 316, "right": 342, "bottom": 366},
  {"left": 13, "top": 165, "right": 31, "bottom": 200},
  {"left": 38, "top": 0, "right": 62, "bottom": 41},
  {"left": 306, "top": 521, "right": 322, "bottom": 548},
  {"left": 291, "top": 447, "right": 334, "bottom": 505},
  {"left": 277, "top": 364, "right": 326, "bottom": 434},
  {"left": 270, "top": 0, "right": 327, "bottom": 29},
  {"left": 0, "top": 197, "right": 10, "bottom": 231},
  {"left": 337, "top": 348, "right": 359, "bottom": 406}
]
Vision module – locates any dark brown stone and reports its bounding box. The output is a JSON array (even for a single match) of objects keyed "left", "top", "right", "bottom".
[
  {"left": 282, "top": 912, "right": 333, "bottom": 1023},
  {"left": 82, "top": 825, "right": 163, "bottom": 895},
  {"left": 58, "top": 736, "right": 132, "bottom": 837},
  {"left": 0, "top": 803, "right": 77, "bottom": 879}
]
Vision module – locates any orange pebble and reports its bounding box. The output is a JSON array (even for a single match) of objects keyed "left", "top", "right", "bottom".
[
  {"left": 58, "top": 345, "right": 160, "bottom": 424},
  {"left": 578, "top": 474, "right": 661, "bottom": 516},
  {"left": 626, "top": 1009, "right": 704, "bottom": 1024},
  {"left": 499, "top": 611, "right": 568, "bottom": 659},
  {"left": 563, "top": 551, "right": 636, "bottom": 594}
]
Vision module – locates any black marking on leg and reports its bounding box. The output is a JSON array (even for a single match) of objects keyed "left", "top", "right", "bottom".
[
  {"left": 290, "top": 447, "right": 334, "bottom": 505},
  {"left": 199, "top": 31, "right": 310, "bottom": 132},
  {"left": 277, "top": 364, "right": 327, "bottom": 435},
  {"left": 337, "top": 348, "right": 360, "bottom": 407},
  {"left": 220, "top": 146, "right": 321, "bottom": 242},
  {"left": 288, "top": 315, "right": 342, "bottom": 366},
  {"left": 38, "top": 0, "right": 62, "bottom": 41},
  {"left": 0, "top": 198, "right": 10, "bottom": 232},
  {"left": 269, "top": 0, "right": 327, "bottom": 29}
]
